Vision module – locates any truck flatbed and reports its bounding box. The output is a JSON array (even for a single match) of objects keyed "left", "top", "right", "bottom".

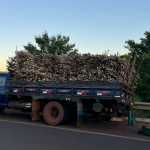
[{"left": 7, "top": 81, "right": 133, "bottom": 104}]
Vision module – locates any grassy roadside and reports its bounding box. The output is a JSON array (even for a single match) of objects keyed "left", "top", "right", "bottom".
[
  {"left": 132, "top": 95, "right": 150, "bottom": 118},
  {"left": 123, "top": 95, "right": 150, "bottom": 119}
]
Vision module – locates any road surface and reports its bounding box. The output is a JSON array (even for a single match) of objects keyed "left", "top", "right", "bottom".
[{"left": 0, "top": 109, "right": 149, "bottom": 150}]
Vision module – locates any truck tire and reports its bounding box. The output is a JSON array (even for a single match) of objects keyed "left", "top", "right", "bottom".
[
  {"left": 0, "top": 107, "right": 5, "bottom": 112},
  {"left": 43, "top": 101, "right": 65, "bottom": 126}
]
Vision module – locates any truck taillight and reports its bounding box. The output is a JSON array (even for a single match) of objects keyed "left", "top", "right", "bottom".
[
  {"left": 43, "top": 90, "right": 51, "bottom": 94},
  {"left": 102, "top": 93, "right": 107, "bottom": 96},
  {"left": 82, "top": 92, "right": 86, "bottom": 95},
  {"left": 14, "top": 89, "right": 21, "bottom": 93}
]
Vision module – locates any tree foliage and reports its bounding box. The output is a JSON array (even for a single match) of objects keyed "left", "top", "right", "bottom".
[
  {"left": 120, "top": 53, "right": 133, "bottom": 60},
  {"left": 125, "top": 31, "right": 150, "bottom": 102},
  {"left": 23, "top": 31, "right": 79, "bottom": 56},
  {"left": 6, "top": 31, "right": 79, "bottom": 70},
  {"left": 6, "top": 56, "right": 16, "bottom": 71}
]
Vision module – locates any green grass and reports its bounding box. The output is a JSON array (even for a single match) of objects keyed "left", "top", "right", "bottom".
[
  {"left": 123, "top": 95, "right": 150, "bottom": 118},
  {"left": 134, "top": 95, "right": 142, "bottom": 102},
  {"left": 133, "top": 95, "right": 150, "bottom": 118},
  {"left": 131, "top": 110, "right": 150, "bottom": 119},
  {"left": 123, "top": 110, "right": 150, "bottom": 119}
]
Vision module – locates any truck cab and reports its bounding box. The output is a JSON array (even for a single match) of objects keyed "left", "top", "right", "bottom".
[{"left": 0, "top": 73, "right": 9, "bottom": 110}]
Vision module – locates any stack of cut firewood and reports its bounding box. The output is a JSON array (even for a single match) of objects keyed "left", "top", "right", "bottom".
[{"left": 7, "top": 51, "right": 139, "bottom": 86}]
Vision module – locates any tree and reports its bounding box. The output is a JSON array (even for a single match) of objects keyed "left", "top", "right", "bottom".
[
  {"left": 6, "top": 31, "right": 79, "bottom": 71},
  {"left": 6, "top": 56, "right": 16, "bottom": 71},
  {"left": 124, "top": 31, "right": 150, "bottom": 102},
  {"left": 23, "top": 31, "right": 79, "bottom": 56},
  {"left": 125, "top": 31, "right": 150, "bottom": 57}
]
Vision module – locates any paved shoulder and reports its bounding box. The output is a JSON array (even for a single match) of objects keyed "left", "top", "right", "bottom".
[{"left": 0, "top": 120, "right": 150, "bottom": 150}]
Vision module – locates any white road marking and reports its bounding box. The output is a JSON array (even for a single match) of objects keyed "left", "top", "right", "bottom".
[{"left": 0, "top": 119, "right": 150, "bottom": 142}]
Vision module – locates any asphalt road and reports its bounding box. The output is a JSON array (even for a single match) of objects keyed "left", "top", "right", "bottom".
[{"left": 0, "top": 109, "right": 150, "bottom": 150}]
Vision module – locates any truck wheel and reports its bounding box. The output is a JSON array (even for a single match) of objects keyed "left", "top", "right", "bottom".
[
  {"left": 43, "top": 101, "right": 65, "bottom": 126},
  {"left": 0, "top": 107, "right": 5, "bottom": 112}
]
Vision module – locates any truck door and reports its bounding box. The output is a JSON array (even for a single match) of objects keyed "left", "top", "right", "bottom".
[{"left": 0, "top": 74, "right": 8, "bottom": 107}]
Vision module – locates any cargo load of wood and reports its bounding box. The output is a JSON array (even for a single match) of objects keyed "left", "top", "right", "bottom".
[{"left": 8, "top": 51, "right": 142, "bottom": 88}]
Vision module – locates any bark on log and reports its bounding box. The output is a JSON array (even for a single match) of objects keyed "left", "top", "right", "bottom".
[{"left": 8, "top": 51, "right": 139, "bottom": 87}]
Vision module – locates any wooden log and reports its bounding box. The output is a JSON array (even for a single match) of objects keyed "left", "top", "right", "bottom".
[
  {"left": 131, "top": 57, "right": 144, "bottom": 91},
  {"left": 127, "top": 52, "right": 137, "bottom": 87},
  {"left": 8, "top": 51, "right": 140, "bottom": 85}
]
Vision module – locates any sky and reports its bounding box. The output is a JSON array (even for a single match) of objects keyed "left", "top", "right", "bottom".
[{"left": 0, "top": 0, "right": 150, "bottom": 71}]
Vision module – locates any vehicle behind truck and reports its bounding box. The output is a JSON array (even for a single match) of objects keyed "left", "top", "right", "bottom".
[{"left": 0, "top": 72, "right": 134, "bottom": 126}]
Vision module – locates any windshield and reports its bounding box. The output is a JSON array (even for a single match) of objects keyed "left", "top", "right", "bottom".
[{"left": 0, "top": 76, "right": 6, "bottom": 86}]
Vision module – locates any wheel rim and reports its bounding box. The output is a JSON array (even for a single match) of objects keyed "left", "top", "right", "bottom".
[{"left": 49, "top": 107, "right": 59, "bottom": 120}]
